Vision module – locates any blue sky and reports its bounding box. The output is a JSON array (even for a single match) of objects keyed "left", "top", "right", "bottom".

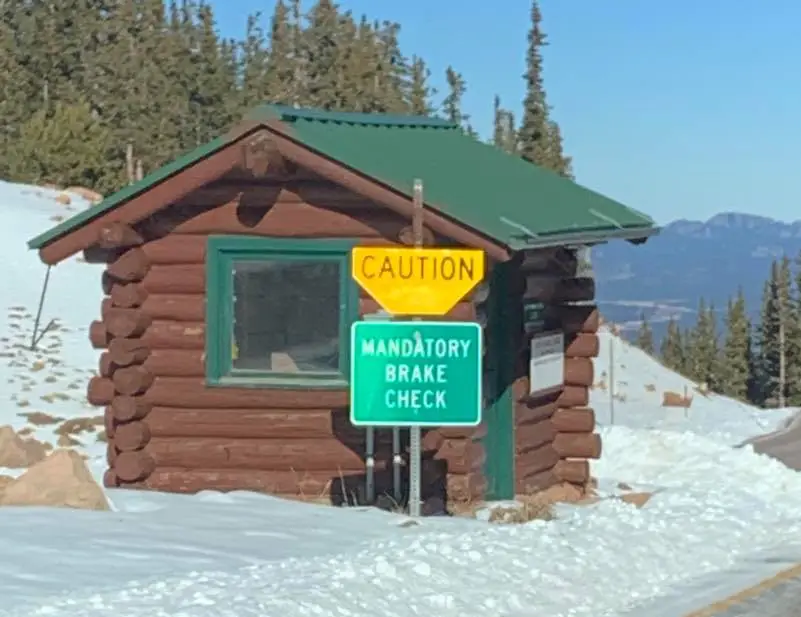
[{"left": 210, "top": 0, "right": 801, "bottom": 224}]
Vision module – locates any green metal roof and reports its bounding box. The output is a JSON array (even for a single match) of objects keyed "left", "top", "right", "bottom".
[
  {"left": 28, "top": 104, "right": 657, "bottom": 253},
  {"left": 257, "top": 106, "right": 656, "bottom": 250}
]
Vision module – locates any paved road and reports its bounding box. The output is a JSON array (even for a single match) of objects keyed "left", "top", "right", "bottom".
[{"left": 684, "top": 564, "right": 801, "bottom": 617}]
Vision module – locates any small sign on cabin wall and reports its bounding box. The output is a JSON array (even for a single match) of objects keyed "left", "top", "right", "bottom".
[{"left": 529, "top": 331, "right": 564, "bottom": 395}]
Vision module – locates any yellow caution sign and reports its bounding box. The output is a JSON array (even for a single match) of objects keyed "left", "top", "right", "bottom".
[{"left": 351, "top": 246, "right": 485, "bottom": 316}]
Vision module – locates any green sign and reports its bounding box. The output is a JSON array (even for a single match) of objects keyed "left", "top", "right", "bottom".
[{"left": 350, "top": 321, "right": 482, "bottom": 427}]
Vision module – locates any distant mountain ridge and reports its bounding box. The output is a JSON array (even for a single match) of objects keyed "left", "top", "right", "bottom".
[{"left": 591, "top": 212, "right": 801, "bottom": 337}]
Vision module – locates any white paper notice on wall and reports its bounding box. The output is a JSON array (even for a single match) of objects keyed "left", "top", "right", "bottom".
[{"left": 529, "top": 330, "right": 564, "bottom": 395}]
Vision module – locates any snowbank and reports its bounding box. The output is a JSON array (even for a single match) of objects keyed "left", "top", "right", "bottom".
[
  {"left": 591, "top": 327, "right": 796, "bottom": 443},
  {"left": 1, "top": 181, "right": 800, "bottom": 617}
]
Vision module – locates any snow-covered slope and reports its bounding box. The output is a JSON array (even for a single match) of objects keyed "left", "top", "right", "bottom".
[
  {"left": 591, "top": 327, "right": 795, "bottom": 443},
  {"left": 0, "top": 181, "right": 107, "bottom": 482},
  {"left": 2, "top": 181, "right": 801, "bottom": 617}
]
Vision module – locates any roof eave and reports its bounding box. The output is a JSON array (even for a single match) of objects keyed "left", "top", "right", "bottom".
[{"left": 510, "top": 225, "right": 660, "bottom": 251}]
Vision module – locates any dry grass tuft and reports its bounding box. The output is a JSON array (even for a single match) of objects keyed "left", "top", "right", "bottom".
[
  {"left": 488, "top": 498, "right": 555, "bottom": 524},
  {"left": 486, "top": 482, "right": 599, "bottom": 524}
]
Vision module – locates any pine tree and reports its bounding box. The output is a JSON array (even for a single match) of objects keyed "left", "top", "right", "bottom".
[
  {"left": 545, "top": 120, "right": 573, "bottom": 178},
  {"left": 660, "top": 317, "right": 685, "bottom": 373},
  {"left": 264, "top": 0, "right": 299, "bottom": 105},
  {"left": 785, "top": 252, "right": 801, "bottom": 404},
  {"left": 720, "top": 289, "right": 752, "bottom": 400},
  {"left": 302, "top": 0, "right": 342, "bottom": 109},
  {"left": 492, "top": 95, "right": 517, "bottom": 153},
  {"left": 492, "top": 96, "right": 504, "bottom": 147},
  {"left": 635, "top": 313, "right": 654, "bottom": 355},
  {"left": 372, "top": 20, "right": 409, "bottom": 113},
  {"left": 0, "top": 0, "right": 449, "bottom": 191},
  {"left": 517, "top": 0, "right": 571, "bottom": 175},
  {"left": 686, "top": 299, "right": 719, "bottom": 388},
  {"left": 190, "top": 3, "right": 237, "bottom": 144},
  {"left": 443, "top": 66, "right": 469, "bottom": 129},
  {"left": 6, "top": 100, "right": 113, "bottom": 190},
  {"left": 517, "top": 0, "right": 549, "bottom": 167},
  {"left": 240, "top": 13, "right": 270, "bottom": 108},
  {"left": 406, "top": 56, "right": 434, "bottom": 115},
  {"left": 756, "top": 258, "right": 795, "bottom": 406},
  {"left": 0, "top": 18, "right": 36, "bottom": 177}
]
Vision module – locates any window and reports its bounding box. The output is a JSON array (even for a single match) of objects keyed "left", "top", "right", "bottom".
[{"left": 206, "top": 236, "right": 358, "bottom": 388}]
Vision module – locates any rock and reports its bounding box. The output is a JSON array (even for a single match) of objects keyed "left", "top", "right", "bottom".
[
  {"left": 0, "top": 425, "right": 48, "bottom": 468},
  {"left": 0, "top": 449, "right": 110, "bottom": 511},
  {"left": 55, "top": 193, "right": 71, "bottom": 205},
  {"left": 617, "top": 481, "right": 633, "bottom": 491},
  {"left": 619, "top": 491, "right": 653, "bottom": 508},
  {"left": 0, "top": 474, "right": 13, "bottom": 491},
  {"left": 65, "top": 186, "right": 103, "bottom": 204}
]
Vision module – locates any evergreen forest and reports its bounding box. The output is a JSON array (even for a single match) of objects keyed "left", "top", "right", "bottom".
[
  {"left": 635, "top": 255, "right": 801, "bottom": 408},
  {"left": 9, "top": 1, "right": 793, "bottom": 412},
  {"left": 0, "top": 0, "right": 571, "bottom": 194}
]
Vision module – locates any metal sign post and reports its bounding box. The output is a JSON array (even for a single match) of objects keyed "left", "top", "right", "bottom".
[
  {"left": 408, "top": 179, "right": 424, "bottom": 517},
  {"left": 349, "top": 321, "right": 482, "bottom": 502},
  {"left": 348, "top": 179, "right": 485, "bottom": 517}
]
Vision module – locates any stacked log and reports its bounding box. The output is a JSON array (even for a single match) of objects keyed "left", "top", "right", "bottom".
[
  {"left": 85, "top": 217, "right": 486, "bottom": 507},
  {"left": 545, "top": 302, "right": 601, "bottom": 490},
  {"left": 420, "top": 424, "right": 486, "bottom": 506},
  {"left": 86, "top": 222, "right": 156, "bottom": 488},
  {"left": 513, "top": 248, "right": 600, "bottom": 493}
]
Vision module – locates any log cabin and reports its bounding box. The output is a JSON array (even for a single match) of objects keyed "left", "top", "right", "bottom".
[{"left": 27, "top": 105, "right": 657, "bottom": 511}]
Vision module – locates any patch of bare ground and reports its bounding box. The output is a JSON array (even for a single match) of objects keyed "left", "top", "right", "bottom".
[
  {"left": 40, "top": 392, "right": 72, "bottom": 404},
  {"left": 51, "top": 417, "right": 102, "bottom": 448},
  {"left": 18, "top": 411, "right": 63, "bottom": 426},
  {"left": 57, "top": 417, "right": 102, "bottom": 436}
]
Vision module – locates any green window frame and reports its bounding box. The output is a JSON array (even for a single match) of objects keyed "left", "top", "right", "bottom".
[{"left": 205, "top": 235, "right": 359, "bottom": 389}]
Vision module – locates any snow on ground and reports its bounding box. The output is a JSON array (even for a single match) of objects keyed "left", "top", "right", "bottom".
[
  {"left": 0, "top": 181, "right": 107, "bottom": 483},
  {"left": 2, "top": 181, "right": 801, "bottom": 617},
  {"left": 591, "top": 326, "right": 797, "bottom": 444}
]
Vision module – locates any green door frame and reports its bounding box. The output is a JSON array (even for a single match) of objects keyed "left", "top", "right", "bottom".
[{"left": 481, "top": 261, "right": 516, "bottom": 500}]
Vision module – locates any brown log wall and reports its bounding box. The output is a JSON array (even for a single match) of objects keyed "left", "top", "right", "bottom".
[
  {"left": 86, "top": 177, "right": 486, "bottom": 508},
  {"left": 513, "top": 249, "right": 601, "bottom": 494}
]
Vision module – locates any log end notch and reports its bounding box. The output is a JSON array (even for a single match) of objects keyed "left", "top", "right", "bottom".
[{"left": 514, "top": 249, "right": 602, "bottom": 495}]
